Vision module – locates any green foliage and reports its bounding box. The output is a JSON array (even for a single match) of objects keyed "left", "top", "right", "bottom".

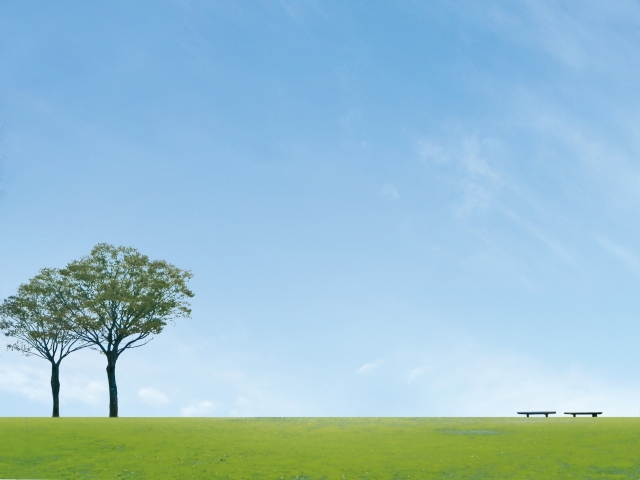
[
  {"left": 0, "top": 268, "right": 84, "bottom": 363},
  {"left": 0, "top": 417, "right": 639, "bottom": 479},
  {"left": 61, "top": 243, "right": 194, "bottom": 357},
  {"left": 1, "top": 243, "right": 194, "bottom": 417},
  {"left": 0, "top": 243, "right": 193, "bottom": 362}
]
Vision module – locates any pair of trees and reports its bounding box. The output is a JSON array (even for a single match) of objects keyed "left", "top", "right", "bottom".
[{"left": 0, "top": 244, "right": 193, "bottom": 417}]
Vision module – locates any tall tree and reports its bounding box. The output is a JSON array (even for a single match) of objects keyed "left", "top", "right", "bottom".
[
  {"left": 61, "top": 244, "right": 193, "bottom": 417},
  {"left": 0, "top": 269, "right": 86, "bottom": 417}
]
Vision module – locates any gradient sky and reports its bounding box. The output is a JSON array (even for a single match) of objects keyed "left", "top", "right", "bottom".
[{"left": 2, "top": 0, "right": 640, "bottom": 417}]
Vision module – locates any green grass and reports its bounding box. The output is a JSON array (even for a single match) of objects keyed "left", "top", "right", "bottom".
[{"left": 1, "top": 417, "right": 639, "bottom": 479}]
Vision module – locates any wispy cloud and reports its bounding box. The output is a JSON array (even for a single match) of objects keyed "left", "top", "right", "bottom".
[
  {"left": 419, "top": 135, "right": 508, "bottom": 219},
  {"left": 408, "top": 365, "right": 431, "bottom": 383},
  {"left": 501, "top": 208, "right": 576, "bottom": 266},
  {"left": 356, "top": 359, "right": 384, "bottom": 374},
  {"left": 180, "top": 400, "right": 219, "bottom": 417},
  {"left": 417, "top": 129, "right": 583, "bottom": 272},
  {"left": 547, "top": 121, "right": 640, "bottom": 215},
  {"left": 139, "top": 387, "right": 171, "bottom": 406},
  {"left": 0, "top": 339, "right": 105, "bottom": 407},
  {"left": 402, "top": 344, "right": 640, "bottom": 416},
  {"left": 0, "top": 363, "right": 49, "bottom": 403},
  {"left": 63, "top": 378, "right": 106, "bottom": 406},
  {"left": 379, "top": 184, "right": 399, "bottom": 201},
  {"left": 274, "top": 0, "right": 326, "bottom": 22},
  {"left": 487, "top": 1, "right": 587, "bottom": 69},
  {"left": 595, "top": 236, "right": 640, "bottom": 274}
]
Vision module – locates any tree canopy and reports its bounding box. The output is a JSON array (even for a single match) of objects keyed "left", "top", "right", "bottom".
[
  {"left": 60, "top": 243, "right": 194, "bottom": 417},
  {"left": 0, "top": 268, "right": 87, "bottom": 417}
]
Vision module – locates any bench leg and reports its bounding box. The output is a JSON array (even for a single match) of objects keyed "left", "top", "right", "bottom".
[
  {"left": 572, "top": 414, "right": 576, "bottom": 417},
  {"left": 544, "top": 414, "right": 548, "bottom": 417},
  {"left": 526, "top": 414, "right": 529, "bottom": 417},
  {"left": 592, "top": 414, "right": 597, "bottom": 417}
]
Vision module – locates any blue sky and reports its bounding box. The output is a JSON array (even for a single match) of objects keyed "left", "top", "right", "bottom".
[{"left": 2, "top": 0, "right": 640, "bottom": 416}]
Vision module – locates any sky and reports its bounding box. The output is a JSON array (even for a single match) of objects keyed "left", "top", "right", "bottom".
[{"left": 2, "top": 0, "right": 640, "bottom": 417}]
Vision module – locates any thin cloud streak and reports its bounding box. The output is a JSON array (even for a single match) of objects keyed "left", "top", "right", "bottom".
[
  {"left": 356, "top": 359, "right": 384, "bottom": 374},
  {"left": 595, "top": 236, "right": 640, "bottom": 275}
]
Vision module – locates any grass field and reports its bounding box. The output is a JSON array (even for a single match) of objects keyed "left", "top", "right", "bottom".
[{"left": 0, "top": 417, "right": 639, "bottom": 479}]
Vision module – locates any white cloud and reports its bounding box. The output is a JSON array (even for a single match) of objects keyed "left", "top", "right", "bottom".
[
  {"left": 419, "top": 135, "right": 509, "bottom": 219},
  {"left": 408, "top": 365, "right": 431, "bottom": 383},
  {"left": 379, "top": 184, "right": 399, "bottom": 201},
  {"left": 455, "top": 138, "right": 507, "bottom": 218},
  {"left": 63, "top": 379, "right": 105, "bottom": 406},
  {"left": 356, "top": 359, "right": 384, "bottom": 374},
  {"left": 0, "top": 358, "right": 106, "bottom": 407},
  {"left": 180, "top": 400, "right": 219, "bottom": 417},
  {"left": 0, "top": 363, "right": 49, "bottom": 403},
  {"left": 417, "top": 132, "right": 580, "bottom": 269},
  {"left": 596, "top": 236, "right": 640, "bottom": 274},
  {"left": 138, "top": 387, "right": 171, "bottom": 406},
  {"left": 403, "top": 344, "right": 640, "bottom": 416}
]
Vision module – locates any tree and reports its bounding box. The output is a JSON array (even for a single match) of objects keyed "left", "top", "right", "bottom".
[
  {"left": 61, "top": 244, "right": 194, "bottom": 417},
  {"left": 0, "top": 269, "right": 86, "bottom": 417}
]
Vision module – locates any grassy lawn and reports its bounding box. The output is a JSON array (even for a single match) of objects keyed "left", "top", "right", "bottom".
[{"left": 0, "top": 417, "right": 639, "bottom": 479}]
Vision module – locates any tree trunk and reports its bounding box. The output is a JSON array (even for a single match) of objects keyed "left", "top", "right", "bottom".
[
  {"left": 106, "top": 353, "right": 118, "bottom": 417},
  {"left": 50, "top": 362, "right": 60, "bottom": 418}
]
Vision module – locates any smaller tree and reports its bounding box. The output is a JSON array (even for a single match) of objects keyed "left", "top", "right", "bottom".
[{"left": 0, "top": 269, "right": 86, "bottom": 417}]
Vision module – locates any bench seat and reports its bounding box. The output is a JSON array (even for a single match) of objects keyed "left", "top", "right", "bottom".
[
  {"left": 564, "top": 412, "right": 602, "bottom": 417},
  {"left": 517, "top": 411, "right": 556, "bottom": 417}
]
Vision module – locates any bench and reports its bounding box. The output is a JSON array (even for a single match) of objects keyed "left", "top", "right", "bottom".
[
  {"left": 564, "top": 412, "right": 602, "bottom": 417},
  {"left": 517, "top": 411, "right": 556, "bottom": 417}
]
